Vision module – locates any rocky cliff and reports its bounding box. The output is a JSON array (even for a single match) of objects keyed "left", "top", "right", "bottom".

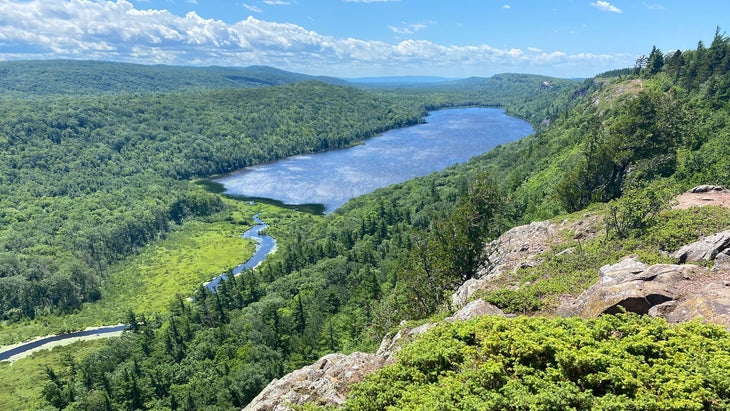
[
  {"left": 243, "top": 299, "right": 505, "bottom": 410},
  {"left": 244, "top": 187, "right": 730, "bottom": 410}
]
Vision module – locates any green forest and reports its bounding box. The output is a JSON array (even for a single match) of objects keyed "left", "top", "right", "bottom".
[{"left": 1, "top": 28, "right": 730, "bottom": 411}]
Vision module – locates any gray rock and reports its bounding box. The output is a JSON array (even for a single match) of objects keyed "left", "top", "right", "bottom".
[
  {"left": 557, "top": 260, "right": 693, "bottom": 318},
  {"left": 567, "top": 281, "right": 677, "bottom": 317},
  {"left": 376, "top": 322, "right": 435, "bottom": 364},
  {"left": 597, "top": 256, "right": 649, "bottom": 285},
  {"left": 243, "top": 352, "right": 385, "bottom": 411},
  {"left": 632, "top": 264, "right": 696, "bottom": 283},
  {"left": 648, "top": 300, "right": 679, "bottom": 317},
  {"left": 452, "top": 215, "right": 604, "bottom": 309},
  {"left": 689, "top": 185, "right": 725, "bottom": 193},
  {"left": 666, "top": 282, "right": 730, "bottom": 329},
  {"left": 453, "top": 221, "right": 558, "bottom": 308},
  {"left": 446, "top": 299, "right": 505, "bottom": 322},
  {"left": 672, "top": 230, "right": 730, "bottom": 263}
]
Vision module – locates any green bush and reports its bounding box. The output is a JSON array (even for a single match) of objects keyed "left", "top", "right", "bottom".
[
  {"left": 483, "top": 289, "right": 543, "bottom": 313},
  {"left": 344, "top": 314, "right": 730, "bottom": 411}
]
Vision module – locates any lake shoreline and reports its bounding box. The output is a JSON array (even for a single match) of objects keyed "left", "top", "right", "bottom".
[{"left": 212, "top": 107, "right": 533, "bottom": 213}]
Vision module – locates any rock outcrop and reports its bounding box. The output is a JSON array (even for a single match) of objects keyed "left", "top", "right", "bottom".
[
  {"left": 244, "top": 299, "right": 505, "bottom": 410},
  {"left": 557, "top": 259, "right": 695, "bottom": 317},
  {"left": 666, "top": 281, "right": 730, "bottom": 326},
  {"left": 689, "top": 184, "right": 726, "bottom": 193},
  {"left": 445, "top": 299, "right": 506, "bottom": 322},
  {"left": 243, "top": 352, "right": 385, "bottom": 411},
  {"left": 557, "top": 254, "right": 730, "bottom": 330},
  {"left": 452, "top": 216, "right": 602, "bottom": 308},
  {"left": 376, "top": 322, "right": 435, "bottom": 365},
  {"left": 672, "top": 230, "right": 730, "bottom": 263}
]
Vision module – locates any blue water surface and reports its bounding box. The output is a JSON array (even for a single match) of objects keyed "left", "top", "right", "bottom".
[{"left": 215, "top": 108, "right": 533, "bottom": 213}]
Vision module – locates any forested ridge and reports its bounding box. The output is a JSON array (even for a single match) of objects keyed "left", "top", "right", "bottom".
[
  {"left": 0, "top": 60, "right": 578, "bottom": 327},
  {"left": 366, "top": 73, "right": 587, "bottom": 127},
  {"left": 5, "top": 27, "right": 730, "bottom": 410},
  {"left": 0, "top": 81, "right": 424, "bottom": 322},
  {"left": 0, "top": 60, "right": 347, "bottom": 98}
]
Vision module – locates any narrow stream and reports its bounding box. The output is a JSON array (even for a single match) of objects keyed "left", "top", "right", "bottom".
[
  {"left": 1, "top": 108, "right": 531, "bottom": 361},
  {"left": 205, "top": 213, "right": 276, "bottom": 291},
  {"left": 0, "top": 214, "right": 275, "bottom": 362}
]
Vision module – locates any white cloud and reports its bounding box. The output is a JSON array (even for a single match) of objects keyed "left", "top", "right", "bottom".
[
  {"left": 0, "top": 0, "right": 633, "bottom": 78},
  {"left": 387, "top": 21, "right": 434, "bottom": 35},
  {"left": 503, "top": 4, "right": 510, "bottom": 9},
  {"left": 591, "top": 1, "right": 623, "bottom": 13},
  {"left": 263, "top": 0, "right": 292, "bottom": 4},
  {"left": 645, "top": 3, "right": 665, "bottom": 11},
  {"left": 244, "top": 3, "right": 263, "bottom": 13}
]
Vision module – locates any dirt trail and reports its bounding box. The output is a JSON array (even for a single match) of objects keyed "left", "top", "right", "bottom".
[{"left": 674, "top": 187, "right": 730, "bottom": 209}]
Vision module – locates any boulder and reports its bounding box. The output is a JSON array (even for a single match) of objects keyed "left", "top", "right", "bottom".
[
  {"left": 597, "top": 256, "right": 649, "bottom": 285},
  {"left": 561, "top": 280, "right": 677, "bottom": 317},
  {"left": 446, "top": 299, "right": 505, "bottom": 322},
  {"left": 648, "top": 300, "right": 679, "bottom": 318},
  {"left": 376, "top": 322, "right": 435, "bottom": 364},
  {"left": 672, "top": 230, "right": 730, "bottom": 263},
  {"left": 665, "top": 281, "right": 730, "bottom": 328},
  {"left": 243, "top": 352, "right": 385, "bottom": 411},
  {"left": 689, "top": 185, "right": 726, "bottom": 193},
  {"left": 556, "top": 260, "right": 700, "bottom": 318}
]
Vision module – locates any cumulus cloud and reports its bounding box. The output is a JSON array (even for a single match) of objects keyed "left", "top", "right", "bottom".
[
  {"left": 591, "top": 1, "right": 623, "bottom": 13},
  {"left": 0, "top": 0, "right": 633, "bottom": 77}
]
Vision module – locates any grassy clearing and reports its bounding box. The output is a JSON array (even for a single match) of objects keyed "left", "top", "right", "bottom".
[
  {"left": 0, "top": 198, "right": 310, "bottom": 410},
  {"left": 0, "top": 339, "right": 109, "bottom": 411},
  {"left": 0, "top": 199, "right": 305, "bottom": 346}
]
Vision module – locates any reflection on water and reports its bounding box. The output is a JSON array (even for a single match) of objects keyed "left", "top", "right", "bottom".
[{"left": 215, "top": 108, "right": 533, "bottom": 213}]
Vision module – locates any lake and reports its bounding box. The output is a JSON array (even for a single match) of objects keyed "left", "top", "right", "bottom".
[{"left": 214, "top": 108, "right": 533, "bottom": 213}]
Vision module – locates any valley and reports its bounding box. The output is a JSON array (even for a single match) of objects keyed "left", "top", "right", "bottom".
[{"left": 1, "top": 29, "right": 730, "bottom": 410}]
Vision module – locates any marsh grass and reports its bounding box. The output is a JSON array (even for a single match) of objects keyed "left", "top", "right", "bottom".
[
  {"left": 0, "top": 339, "right": 108, "bottom": 411},
  {"left": 0, "top": 199, "right": 305, "bottom": 346}
]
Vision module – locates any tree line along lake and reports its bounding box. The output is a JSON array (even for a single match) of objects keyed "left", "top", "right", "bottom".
[
  {"left": 0, "top": 107, "right": 533, "bottom": 362},
  {"left": 212, "top": 107, "right": 534, "bottom": 213}
]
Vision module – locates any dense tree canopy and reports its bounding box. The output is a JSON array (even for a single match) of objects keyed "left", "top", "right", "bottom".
[
  {"left": 0, "top": 81, "right": 424, "bottom": 321},
  {"left": 9, "top": 27, "right": 730, "bottom": 408}
]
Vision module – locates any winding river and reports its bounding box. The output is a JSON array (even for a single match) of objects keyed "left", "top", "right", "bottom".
[
  {"left": 0, "top": 213, "right": 275, "bottom": 362},
  {"left": 204, "top": 214, "right": 276, "bottom": 291},
  {"left": 0, "top": 107, "right": 532, "bottom": 361}
]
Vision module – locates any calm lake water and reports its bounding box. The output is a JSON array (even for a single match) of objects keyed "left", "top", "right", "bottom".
[{"left": 215, "top": 108, "right": 533, "bottom": 213}]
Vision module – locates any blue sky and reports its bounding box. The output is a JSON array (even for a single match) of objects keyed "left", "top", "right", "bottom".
[{"left": 0, "top": 0, "right": 727, "bottom": 78}]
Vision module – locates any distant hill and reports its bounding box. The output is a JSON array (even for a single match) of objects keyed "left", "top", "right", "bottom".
[
  {"left": 0, "top": 60, "right": 347, "bottom": 98},
  {"left": 345, "top": 75, "right": 460, "bottom": 85}
]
